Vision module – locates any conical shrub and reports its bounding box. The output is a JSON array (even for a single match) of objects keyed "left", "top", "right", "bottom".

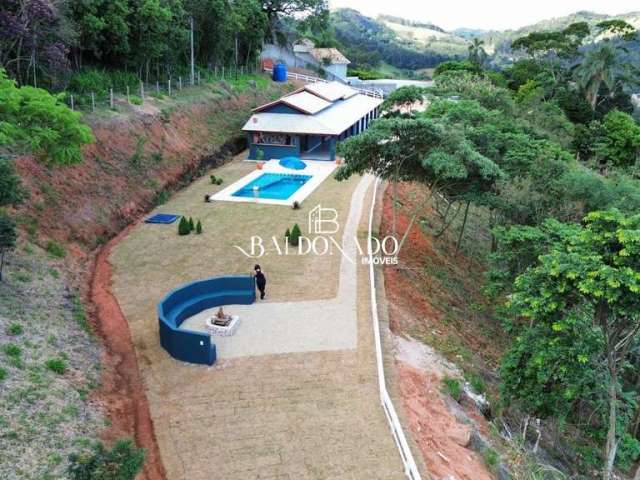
[
  {"left": 289, "top": 223, "right": 302, "bottom": 246},
  {"left": 196, "top": 220, "right": 203, "bottom": 234},
  {"left": 188, "top": 217, "right": 195, "bottom": 231},
  {"left": 178, "top": 217, "right": 190, "bottom": 235}
]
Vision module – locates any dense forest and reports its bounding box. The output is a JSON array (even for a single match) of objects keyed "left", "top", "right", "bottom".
[
  {"left": 337, "top": 19, "right": 640, "bottom": 480},
  {"left": 0, "top": 0, "right": 330, "bottom": 89}
]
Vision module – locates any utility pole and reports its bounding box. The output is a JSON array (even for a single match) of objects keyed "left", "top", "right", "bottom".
[
  {"left": 235, "top": 34, "right": 239, "bottom": 80},
  {"left": 190, "top": 16, "right": 195, "bottom": 86}
]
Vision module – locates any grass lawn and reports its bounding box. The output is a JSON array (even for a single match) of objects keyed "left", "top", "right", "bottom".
[{"left": 110, "top": 151, "right": 359, "bottom": 342}]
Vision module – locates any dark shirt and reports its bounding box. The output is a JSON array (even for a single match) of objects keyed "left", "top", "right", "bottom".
[{"left": 255, "top": 271, "right": 266, "bottom": 288}]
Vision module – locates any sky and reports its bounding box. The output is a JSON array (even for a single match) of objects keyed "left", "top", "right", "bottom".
[{"left": 327, "top": 0, "right": 639, "bottom": 31}]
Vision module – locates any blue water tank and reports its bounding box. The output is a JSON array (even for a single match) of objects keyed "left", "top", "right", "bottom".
[{"left": 272, "top": 63, "right": 287, "bottom": 82}]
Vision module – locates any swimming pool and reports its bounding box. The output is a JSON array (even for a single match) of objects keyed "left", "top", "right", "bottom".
[{"left": 232, "top": 173, "right": 312, "bottom": 200}]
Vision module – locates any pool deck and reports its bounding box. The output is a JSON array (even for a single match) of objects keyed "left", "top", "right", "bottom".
[{"left": 209, "top": 159, "right": 336, "bottom": 206}]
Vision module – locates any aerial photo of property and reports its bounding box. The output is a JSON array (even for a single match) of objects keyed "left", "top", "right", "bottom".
[{"left": 1, "top": 1, "right": 640, "bottom": 479}]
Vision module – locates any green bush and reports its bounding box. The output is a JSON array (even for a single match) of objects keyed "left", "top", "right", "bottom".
[
  {"left": 129, "top": 95, "right": 143, "bottom": 106},
  {"left": 285, "top": 228, "right": 291, "bottom": 242},
  {"left": 69, "top": 69, "right": 111, "bottom": 95},
  {"left": 188, "top": 217, "right": 195, "bottom": 231},
  {"left": 465, "top": 371, "right": 486, "bottom": 394},
  {"left": 256, "top": 149, "right": 265, "bottom": 161},
  {"left": 3, "top": 343, "right": 21, "bottom": 359},
  {"left": 46, "top": 240, "right": 66, "bottom": 258},
  {"left": 216, "top": 177, "right": 223, "bottom": 185},
  {"left": 289, "top": 223, "right": 302, "bottom": 246},
  {"left": 0, "top": 367, "right": 6, "bottom": 382},
  {"left": 178, "top": 217, "right": 190, "bottom": 236},
  {"left": 7, "top": 323, "right": 23, "bottom": 336},
  {"left": 616, "top": 433, "right": 640, "bottom": 471},
  {"left": 481, "top": 447, "right": 500, "bottom": 471},
  {"left": 195, "top": 220, "right": 202, "bottom": 234},
  {"left": 68, "top": 439, "right": 145, "bottom": 480},
  {"left": 442, "top": 376, "right": 463, "bottom": 402},
  {"left": 45, "top": 358, "right": 67, "bottom": 375},
  {"left": 210, "top": 175, "right": 217, "bottom": 184}
]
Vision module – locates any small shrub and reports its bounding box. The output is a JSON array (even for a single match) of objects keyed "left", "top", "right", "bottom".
[
  {"left": 210, "top": 175, "right": 217, "bottom": 184},
  {"left": 3, "top": 343, "right": 22, "bottom": 359},
  {"left": 188, "top": 217, "right": 195, "bottom": 231},
  {"left": 195, "top": 220, "right": 202, "bottom": 234},
  {"left": 129, "top": 95, "right": 143, "bottom": 106},
  {"left": 152, "top": 190, "right": 170, "bottom": 206},
  {"left": 256, "top": 149, "right": 265, "bottom": 161},
  {"left": 442, "top": 376, "right": 462, "bottom": 402},
  {"left": 73, "top": 296, "right": 92, "bottom": 335},
  {"left": 46, "top": 240, "right": 66, "bottom": 258},
  {"left": 481, "top": 447, "right": 500, "bottom": 471},
  {"left": 68, "top": 438, "right": 145, "bottom": 480},
  {"left": 46, "top": 358, "right": 67, "bottom": 375},
  {"left": 292, "top": 201, "right": 300, "bottom": 210},
  {"left": 285, "top": 228, "right": 291, "bottom": 242},
  {"left": 7, "top": 323, "right": 23, "bottom": 336},
  {"left": 178, "top": 217, "right": 190, "bottom": 235},
  {"left": 149, "top": 152, "right": 162, "bottom": 163},
  {"left": 289, "top": 223, "right": 302, "bottom": 247},
  {"left": 0, "top": 367, "right": 6, "bottom": 382},
  {"left": 465, "top": 371, "right": 486, "bottom": 394}
]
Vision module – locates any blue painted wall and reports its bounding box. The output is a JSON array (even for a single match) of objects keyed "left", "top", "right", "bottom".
[{"left": 158, "top": 275, "right": 256, "bottom": 365}]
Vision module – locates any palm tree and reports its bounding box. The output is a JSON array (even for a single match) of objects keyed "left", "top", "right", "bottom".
[
  {"left": 574, "top": 43, "right": 619, "bottom": 110},
  {"left": 468, "top": 38, "right": 487, "bottom": 69}
]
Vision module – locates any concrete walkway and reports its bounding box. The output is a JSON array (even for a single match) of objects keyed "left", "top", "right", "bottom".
[{"left": 182, "top": 175, "right": 371, "bottom": 358}]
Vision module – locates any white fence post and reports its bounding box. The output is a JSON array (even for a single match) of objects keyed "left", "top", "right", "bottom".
[
  {"left": 126, "top": 85, "right": 130, "bottom": 104},
  {"left": 140, "top": 81, "right": 144, "bottom": 103},
  {"left": 221, "top": 66, "right": 224, "bottom": 79},
  {"left": 168, "top": 78, "right": 172, "bottom": 96},
  {"left": 156, "top": 81, "right": 160, "bottom": 94},
  {"left": 70, "top": 94, "right": 74, "bottom": 111},
  {"left": 178, "top": 76, "right": 182, "bottom": 90},
  {"left": 91, "top": 92, "right": 95, "bottom": 112},
  {"left": 109, "top": 88, "right": 114, "bottom": 109}
]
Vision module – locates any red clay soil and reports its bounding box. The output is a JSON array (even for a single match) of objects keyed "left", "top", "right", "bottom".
[
  {"left": 381, "top": 182, "right": 501, "bottom": 479},
  {"left": 90, "top": 224, "right": 166, "bottom": 480},
  {"left": 398, "top": 362, "right": 493, "bottom": 480}
]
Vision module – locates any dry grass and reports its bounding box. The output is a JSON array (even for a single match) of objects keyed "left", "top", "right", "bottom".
[{"left": 110, "top": 151, "right": 358, "bottom": 331}]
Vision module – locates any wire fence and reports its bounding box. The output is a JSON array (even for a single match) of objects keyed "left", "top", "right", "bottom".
[{"left": 63, "top": 63, "right": 263, "bottom": 112}]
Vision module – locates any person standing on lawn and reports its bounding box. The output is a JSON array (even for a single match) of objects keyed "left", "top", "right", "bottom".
[{"left": 254, "top": 264, "right": 266, "bottom": 300}]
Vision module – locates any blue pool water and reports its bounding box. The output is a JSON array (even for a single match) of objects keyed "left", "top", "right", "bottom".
[{"left": 232, "top": 173, "right": 312, "bottom": 200}]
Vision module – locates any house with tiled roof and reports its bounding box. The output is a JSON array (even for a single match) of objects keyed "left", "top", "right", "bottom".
[{"left": 243, "top": 81, "right": 382, "bottom": 161}]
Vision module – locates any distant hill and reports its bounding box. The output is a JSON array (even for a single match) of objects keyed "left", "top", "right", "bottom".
[
  {"left": 330, "top": 9, "right": 640, "bottom": 74},
  {"left": 481, "top": 10, "right": 640, "bottom": 59},
  {"left": 331, "top": 9, "right": 466, "bottom": 71}
]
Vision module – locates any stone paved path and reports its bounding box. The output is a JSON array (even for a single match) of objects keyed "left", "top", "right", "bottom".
[{"left": 115, "top": 174, "right": 405, "bottom": 479}]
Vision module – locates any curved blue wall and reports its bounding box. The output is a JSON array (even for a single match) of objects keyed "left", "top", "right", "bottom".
[{"left": 157, "top": 275, "right": 255, "bottom": 365}]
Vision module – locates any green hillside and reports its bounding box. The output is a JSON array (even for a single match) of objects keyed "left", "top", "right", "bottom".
[{"left": 331, "top": 9, "right": 465, "bottom": 72}]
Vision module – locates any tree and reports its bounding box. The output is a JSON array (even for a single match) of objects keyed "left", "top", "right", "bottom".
[
  {"left": 434, "top": 60, "right": 479, "bottom": 77},
  {"left": 0, "top": 158, "right": 27, "bottom": 207},
  {"left": 336, "top": 117, "right": 503, "bottom": 252},
  {"left": 0, "top": 69, "right": 94, "bottom": 165},
  {"left": 178, "top": 217, "right": 190, "bottom": 235},
  {"left": 593, "top": 110, "right": 640, "bottom": 168},
  {"left": 381, "top": 85, "right": 425, "bottom": 116},
  {"left": 467, "top": 38, "right": 487, "bottom": 70},
  {"left": 68, "top": 439, "right": 145, "bottom": 480},
  {"left": 511, "top": 22, "right": 589, "bottom": 60},
  {"left": 261, "top": 0, "right": 328, "bottom": 43},
  {"left": 503, "top": 210, "right": 640, "bottom": 480},
  {"left": 0, "top": 213, "right": 17, "bottom": 282}
]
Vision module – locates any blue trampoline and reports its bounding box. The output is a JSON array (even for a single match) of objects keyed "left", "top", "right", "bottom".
[
  {"left": 145, "top": 213, "right": 181, "bottom": 224},
  {"left": 279, "top": 156, "right": 306, "bottom": 170}
]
